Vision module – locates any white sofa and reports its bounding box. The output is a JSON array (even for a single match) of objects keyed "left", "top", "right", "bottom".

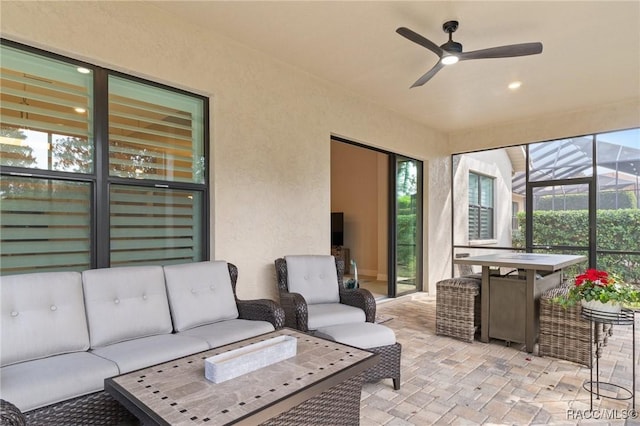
[{"left": 0, "top": 261, "right": 284, "bottom": 425}]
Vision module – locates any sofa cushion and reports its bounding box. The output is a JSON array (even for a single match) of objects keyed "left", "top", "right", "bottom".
[
  {"left": 0, "top": 352, "right": 119, "bottom": 412},
  {"left": 90, "top": 334, "right": 209, "bottom": 374},
  {"left": 179, "top": 319, "right": 274, "bottom": 348},
  {"left": 285, "top": 255, "right": 340, "bottom": 304},
  {"left": 1, "top": 272, "right": 90, "bottom": 366},
  {"left": 82, "top": 266, "right": 172, "bottom": 348},
  {"left": 307, "top": 303, "right": 366, "bottom": 330},
  {"left": 163, "top": 261, "right": 239, "bottom": 332}
]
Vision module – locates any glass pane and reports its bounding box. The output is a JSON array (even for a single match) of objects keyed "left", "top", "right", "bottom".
[
  {"left": 596, "top": 130, "right": 640, "bottom": 268},
  {"left": 468, "top": 206, "right": 479, "bottom": 240},
  {"left": 528, "top": 137, "right": 593, "bottom": 181},
  {"left": 0, "top": 176, "right": 91, "bottom": 274},
  {"left": 396, "top": 158, "right": 419, "bottom": 295},
  {"left": 110, "top": 185, "right": 203, "bottom": 266},
  {"left": 532, "top": 185, "right": 589, "bottom": 248},
  {"left": 480, "top": 176, "right": 493, "bottom": 207},
  {"left": 479, "top": 208, "right": 493, "bottom": 239},
  {"left": 597, "top": 252, "right": 639, "bottom": 285},
  {"left": 109, "top": 76, "right": 205, "bottom": 183},
  {"left": 468, "top": 173, "right": 478, "bottom": 204},
  {"left": 0, "top": 45, "right": 93, "bottom": 173}
]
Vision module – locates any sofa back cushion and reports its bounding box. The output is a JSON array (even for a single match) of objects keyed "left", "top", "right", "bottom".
[
  {"left": 82, "top": 266, "right": 172, "bottom": 348},
  {"left": 285, "top": 255, "right": 340, "bottom": 305},
  {"left": 1, "top": 272, "right": 90, "bottom": 366},
  {"left": 163, "top": 261, "right": 239, "bottom": 332}
]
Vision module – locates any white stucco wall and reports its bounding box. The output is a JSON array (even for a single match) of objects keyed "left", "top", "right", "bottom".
[
  {"left": 453, "top": 150, "right": 514, "bottom": 248},
  {"left": 0, "top": 1, "right": 450, "bottom": 299},
  {"left": 2, "top": 1, "right": 637, "bottom": 298}
]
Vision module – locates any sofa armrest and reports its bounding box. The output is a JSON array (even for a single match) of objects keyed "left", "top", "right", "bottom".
[
  {"left": 1, "top": 399, "right": 26, "bottom": 426},
  {"left": 340, "top": 288, "right": 376, "bottom": 323},
  {"left": 278, "top": 292, "right": 309, "bottom": 331},
  {"left": 236, "top": 299, "right": 285, "bottom": 330}
]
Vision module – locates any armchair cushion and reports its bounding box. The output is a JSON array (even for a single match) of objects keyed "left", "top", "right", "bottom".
[
  {"left": 163, "top": 261, "right": 239, "bottom": 332},
  {"left": 284, "top": 255, "right": 340, "bottom": 304},
  {"left": 82, "top": 266, "right": 172, "bottom": 348},
  {"left": 307, "top": 303, "right": 365, "bottom": 330},
  {"left": 1, "top": 272, "right": 90, "bottom": 366}
]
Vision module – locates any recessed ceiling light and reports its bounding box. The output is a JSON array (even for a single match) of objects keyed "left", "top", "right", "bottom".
[
  {"left": 77, "top": 67, "right": 91, "bottom": 74},
  {"left": 441, "top": 55, "right": 459, "bottom": 65},
  {"left": 74, "top": 107, "right": 86, "bottom": 114},
  {"left": 508, "top": 81, "right": 522, "bottom": 90}
]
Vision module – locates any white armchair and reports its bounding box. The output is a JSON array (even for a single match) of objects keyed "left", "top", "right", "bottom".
[{"left": 274, "top": 255, "right": 376, "bottom": 332}]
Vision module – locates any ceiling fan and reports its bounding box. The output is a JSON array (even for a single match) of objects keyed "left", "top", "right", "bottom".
[{"left": 396, "top": 20, "right": 543, "bottom": 88}]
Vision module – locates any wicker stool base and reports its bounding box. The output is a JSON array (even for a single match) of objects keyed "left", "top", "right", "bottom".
[
  {"left": 436, "top": 277, "right": 481, "bottom": 343},
  {"left": 539, "top": 286, "right": 612, "bottom": 368}
]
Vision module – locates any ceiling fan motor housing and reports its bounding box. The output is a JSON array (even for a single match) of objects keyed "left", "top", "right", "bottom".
[
  {"left": 441, "top": 20, "right": 462, "bottom": 53},
  {"left": 441, "top": 40, "right": 462, "bottom": 53}
]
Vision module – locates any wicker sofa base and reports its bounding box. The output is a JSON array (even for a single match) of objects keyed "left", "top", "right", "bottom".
[
  {"left": 20, "top": 391, "right": 135, "bottom": 426},
  {"left": 539, "top": 286, "right": 612, "bottom": 368},
  {"left": 436, "top": 276, "right": 481, "bottom": 343}
]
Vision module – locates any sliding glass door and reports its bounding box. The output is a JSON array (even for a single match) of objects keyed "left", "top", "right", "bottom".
[{"left": 390, "top": 155, "right": 423, "bottom": 297}]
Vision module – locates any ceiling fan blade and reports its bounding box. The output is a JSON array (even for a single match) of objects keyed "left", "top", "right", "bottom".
[
  {"left": 459, "top": 42, "right": 543, "bottom": 61},
  {"left": 396, "top": 27, "right": 444, "bottom": 58},
  {"left": 410, "top": 62, "right": 445, "bottom": 88}
]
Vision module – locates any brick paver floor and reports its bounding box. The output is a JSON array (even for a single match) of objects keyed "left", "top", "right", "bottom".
[{"left": 360, "top": 293, "right": 639, "bottom": 425}]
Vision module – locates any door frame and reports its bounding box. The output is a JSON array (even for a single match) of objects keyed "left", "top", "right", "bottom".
[{"left": 331, "top": 136, "right": 423, "bottom": 298}]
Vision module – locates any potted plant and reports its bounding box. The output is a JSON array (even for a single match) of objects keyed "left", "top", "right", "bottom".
[{"left": 555, "top": 268, "right": 639, "bottom": 312}]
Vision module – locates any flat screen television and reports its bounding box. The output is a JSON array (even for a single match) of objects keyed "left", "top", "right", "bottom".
[{"left": 331, "top": 212, "right": 344, "bottom": 246}]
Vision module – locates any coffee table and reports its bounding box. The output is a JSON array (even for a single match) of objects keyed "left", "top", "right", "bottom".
[{"left": 104, "top": 328, "right": 378, "bottom": 425}]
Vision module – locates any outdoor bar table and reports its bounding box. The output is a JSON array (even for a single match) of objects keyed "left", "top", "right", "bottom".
[{"left": 455, "top": 253, "right": 587, "bottom": 353}]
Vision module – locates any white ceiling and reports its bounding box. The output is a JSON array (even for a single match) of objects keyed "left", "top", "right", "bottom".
[{"left": 152, "top": 1, "right": 640, "bottom": 134}]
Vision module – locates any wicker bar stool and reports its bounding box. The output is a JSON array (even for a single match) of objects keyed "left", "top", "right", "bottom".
[
  {"left": 435, "top": 276, "right": 482, "bottom": 343},
  {"left": 539, "top": 285, "right": 613, "bottom": 367}
]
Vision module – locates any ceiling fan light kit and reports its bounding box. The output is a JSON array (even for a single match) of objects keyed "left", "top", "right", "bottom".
[{"left": 397, "top": 20, "right": 543, "bottom": 87}]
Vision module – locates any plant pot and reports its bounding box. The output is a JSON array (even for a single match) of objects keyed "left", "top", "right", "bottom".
[{"left": 580, "top": 299, "right": 622, "bottom": 314}]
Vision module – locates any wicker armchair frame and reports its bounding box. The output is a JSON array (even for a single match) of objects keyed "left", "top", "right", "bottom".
[
  {"left": 274, "top": 257, "right": 376, "bottom": 331},
  {"left": 2, "top": 262, "right": 286, "bottom": 425},
  {"left": 539, "top": 285, "right": 612, "bottom": 368}
]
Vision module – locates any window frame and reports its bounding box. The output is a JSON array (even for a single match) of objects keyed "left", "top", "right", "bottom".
[
  {"left": 0, "top": 39, "right": 210, "bottom": 274},
  {"left": 468, "top": 171, "right": 495, "bottom": 241}
]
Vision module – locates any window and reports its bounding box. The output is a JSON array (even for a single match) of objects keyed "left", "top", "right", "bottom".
[
  {"left": 468, "top": 172, "right": 494, "bottom": 240},
  {"left": 0, "top": 40, "right": 209, "bottom": 275}
]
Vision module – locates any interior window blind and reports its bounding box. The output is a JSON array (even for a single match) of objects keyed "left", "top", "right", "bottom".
[
  {"left": 108, "top": 76, "right": 204, "bottom": 184},
  {"left": 0, "top": 177, "right": 91, "bottom": 274},
  {"left": 110, "top": 185, "right": 202, "bottom": 266},
  {"left": 0, "top": 45, "right": 93, "bottom": 173}
]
